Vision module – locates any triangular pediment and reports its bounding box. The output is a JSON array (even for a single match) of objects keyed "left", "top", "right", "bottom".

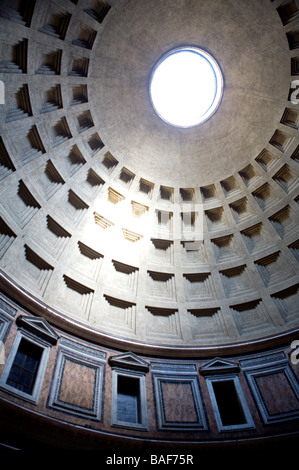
[
  {"left": 16, "top": 315, "right": 59, "bottom": 345},
  {"left": 199, "top": 357, "right": 239, "bottom": 376},
  {"left": 108, "top": 351, "right": 150, "bottom": 373}
]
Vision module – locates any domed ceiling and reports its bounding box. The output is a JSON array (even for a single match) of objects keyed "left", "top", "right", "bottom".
[{"left": 0, "top": 0, "right": 298, "bottom": 355}]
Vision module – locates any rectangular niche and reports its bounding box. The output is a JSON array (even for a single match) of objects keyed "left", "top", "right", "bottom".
[
  {"left": 219, "top": 265, "right": 257, "bottom": 298},
  {"left": 150, "top": 238, "right": 174, "bottom": 266},
  {"left": 183, "top": 272, "right": 217, "bottom": 301},
  {"left": 229, "top": 299, "right": 273, "bottom": 336},
  {"left": 40, "top": 160, "right": 65, "bottom": 200},
  {"left": 8, "top": 180, "right": 41, "bottom": 229},
  {"left": 206, "top": 375, "right": 255, "bottom": 432},
  {"left": 280, "top": 107, "right": 299, "bottom": 129},
  {"left": 117, "top": 167, "right": 134, "bottom": 186},
  {"left": 108, "top": 187, "right": 124, "bottom": 204},
  {"left": 269, "top": 129, "right": 293, "bottom": 153},
  {"left": 291, "top": 56, "right": 299, "bottom": 76},
  {"left": 63, "top": 275, "right": 94, "bottom": 320},
  {"left": 0, "top": 37, "right": 28, "bottom": 73},
  {"left": 69, "top": 56, "right": 89, "bottom": 77},
  {"left": 245, "top": 363, "right": 299, "bottom": 424},
  {"left": 155, "top": 210, "right": 173, "bottom": 236},
  {"left": 273, "top": 163, "right": 298, "bottom": 194},
  {"left": 23, "top": 245, "right": 54, "bottom": 296},
  {"left": 277, "top": 0, "right": 299, "bottom": 25},
  {"left": 48, "top": 338, "right": 106, "bottom": 420},
  {"left": 138, "top": 178, "right": 154, "bottom": 198},
  {"left": 65, "top": 190, "right": 89, "bottom": 225},
  {"left": 0, "top": 137, "right": 15, "bottom": 181},
  {"left": 180, "top": 240, "right": 208, "bottom": 267},
  {"left": 101, "top": 152, "right": 118, "bottom": 172},
  {"left": 65, "top": 145, "right": 86, "bottom": 177},
  {"left": 200, "top": 184, "right": 219, "bottom": 203},
  {"left": 205, "top": 206, "right": 228, "bottom": 232},
  {"left": 103, "top": 295, "right": 136, "bottom": 336},
  {"left": 39, "top": 8, "right": 71, "bottom": 40},
  {"left": 289, "top": 144, "right": 299, "bottom": 166},
  {"left": 0, "top": 217, "right": 16, "bottom": 259},
  {"left": 271, "top": 284, "right": 299, "bottom": 323},
  {"left": 84, "top": 168, "right": 105, "bottom": 196},
  {"left": 145, "top": 306, "right": 182, "bottom": 343},
  {"left": 72, "top": 26, "right": 97, "bottom": 50},
  {"left": 238, "top": 164, "right": 261, "bottom": 187},
  {"left": 188, "top": 307, "right": 228, "bottom": 342},
  {"left": 229, "top": 197, "right": 255, "bottom": 223},
  {"left": 94, "top": 212, "right": 114, "bottom": 229},
  {"left": 180, "top": 212, "right": 196, "bottom": 232},
  {"left": 45, "top": 215, "right": 71, "bottom": 259},
  {"left": 255, "top": 149, "right": 278, "bottom": 172},
  {"left": 77, "top": 110, "right": 94, "bottom": 133},
  {"left": 110, "top": 368, "right": 148, "bottom": 431},
  {"left": 147, "top": 271, "right": 176, "bottom": 300},
  {"left": 35, "top": 48, "right": 62, "bottom": 75},
  {"left": 159, "top": 185, "right": 174, "bottom": 202},
  {"left": 111, "top": 259, "right": 139, "bottom": 294},
  {"left": 21, "top": 125, "right": 46, "bottom": 165},
  {"left": 252, "top": 183, "right": 280, "bottom": 212},
  {"left": 286, "top": 29, "right": 299, "bottom": 50},
  {"left": 211, "top": 234, "right": 240, "bottom": 263},
  {"left": 122, "top": 228, "right": 142, "bottom": 246},
  {"left": 40, "top": 84, "right": 63, "bottom": 114},
  {"left": 116, "top": 375, "right": 141, "bottom": 425},
  {"left": 70, "top": 84, "right": 88, "bottom": 106},
  {"left": 131, "top": 201, "right": 148, "bottom": 219},
  {"left": 51, "top": 117, "right": 72, "bottom": 147},
  {"left": 254, "top": 251, "right": 296, "bottom": 287},
  {"left": 152, "top": 373, "right": 207, "bottom": 431},
  {"left": 75, "top": 241, "right": 103, "bottom": 281},
  {"left": 269, "top": 205, "right": 298, "bottom": 239},
  {"left": 5, "top": 83, "right": 32, "bottom": 122},
  {"left": 123, "top": 226, "right": 142, "bottom": 243},
  {"left": 288, "top": 239, "right": 299, "bottom": 261},
  {"left": 180, "top": 187, "right": 195, "bottom": 202},
  {"left": 220, "top": 175, "right": 240, "bottom": 198},
  {"left": 84, "top": 1, "right": 111, "bottom": 24},
  {"left": 0, "top": 0, "right": 36, "bottom": 28},
  {"left": 240, "top": 222, "right": 274, "bottom": 255}
]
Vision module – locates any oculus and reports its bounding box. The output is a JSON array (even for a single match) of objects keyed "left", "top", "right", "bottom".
[{"left": 150, "top": 47, "right": 223, "bottom": 128}]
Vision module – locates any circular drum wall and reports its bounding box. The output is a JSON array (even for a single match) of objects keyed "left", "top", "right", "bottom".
[{"left": 0, "top": 0, "right": 298, "bottom": 355}]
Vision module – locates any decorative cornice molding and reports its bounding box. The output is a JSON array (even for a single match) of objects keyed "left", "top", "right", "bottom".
[
  {"left": 108, "top": 352, "right": 150, "bottom": 373},
  {"left": 199, "top": 357, "right": 239, "bottom": 376},
  {"left": 16, "top": 315, "right": 59, "bottom": 345}
]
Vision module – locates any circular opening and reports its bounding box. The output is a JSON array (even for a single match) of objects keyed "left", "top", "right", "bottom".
[{"left": 150, "top": 47, "right": 223, "bottom": 128}]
